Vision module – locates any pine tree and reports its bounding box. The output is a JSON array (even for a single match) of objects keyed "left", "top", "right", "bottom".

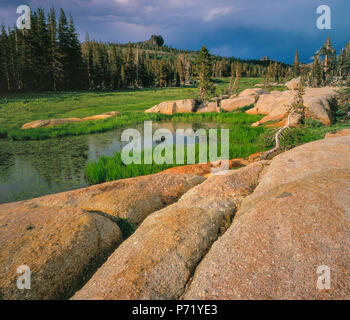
[
  {"left": 176, "top": 54, "right": 186, "bottom": 86},
  {"left": 6, "top": 27, "right": 17, "bottom": 90},
  {"left": 137, "top": 53, "right": 148, "bottom": 87},
  {"left": 10, "top": 27, "right": 23, "bottom": 90},
  {"left": 67, "top": 15, "right": 85, "bottom": 89},
  {"left": 20, "top": 11, "right": 38, "bottom": 90},
  {"left": 195, "top": 46, "right": 215, "bottom": 101},
  {"left": 94, "top": 42, "right": 109, "bottom": 89},
  {"left": 108, "top": 43, "right": 122, "bottom": 89},
  {"left": 293, "top": 50, "right": 300, "bottom": 77},
  {"left": 124, "top": 43, "right": 136, "bottom": 87},
  {"left": 159, "top": 58, "right": 167, "bottom": 87},
  {"left": 263, "top": 62, "right": 274, "bottom": 88},
  {"left": 310, "top": 56, "right": 323, "bottom": 87},
  {"left": 316, "top": 36, "right": 336, "bottom": 84},
  {"left": 33, "top": 8, "right": 51, "bottom": 90},
  {"left": 47, "top": 8, "right": 63, "bottom": 91},
  {"left": 120, "top": 64, "right": 126, "bottom": 88},
  {"left": 338, "top": 41, "right": 350, "bottom": 81},
  {"left": 273, "top": 61, "right": 280, "bottom": 82},
  {"left": 82, "top": 33, "right": 94, "bottom": 89},
  {"left": 184, "top": 58, "right": 191, "bottom": 85},
  {"left": 57, "top": 9, "right": 70, "bottom": 90},
  {"left": 337, "top": 81, "right": 350, "bottom": 119},
  {"left": 116, "top": 45, "right": 124, "bottom": 87},
  {"left": 228, "top": 62, "right": 241, "bottom": 96},
  {"left": 0, "top": 25, "right": 11, "bottom": 90}
]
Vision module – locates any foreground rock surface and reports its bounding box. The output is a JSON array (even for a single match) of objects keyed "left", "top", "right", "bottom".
[
  {"left": 0, "top": 205, "right": 122, "bottom": 300},
  {"left": 72, "top": 162, "right": 269, "bottom": 300},
  {"left": 184, "top": 136, "right": 350, "bottom": 300},
  {"left": 32, "top": 173, "right": 205, "bottom": 226},
  {"left": 161, "top": 158, "right": 251, "bottom": 177},
  {"left": 0, "top": 172, "right": 204, "bottom": 300}
]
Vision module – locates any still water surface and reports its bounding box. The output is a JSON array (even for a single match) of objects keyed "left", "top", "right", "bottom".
[{"left": 0, "top": 122, "right": 222, "bottom": 204}]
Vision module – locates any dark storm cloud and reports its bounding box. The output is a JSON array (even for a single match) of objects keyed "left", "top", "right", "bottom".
[{"left": 0, "top": 0, "right": 349, "bottom": 63}]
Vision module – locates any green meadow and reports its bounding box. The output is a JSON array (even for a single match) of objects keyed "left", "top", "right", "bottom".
[
  {"left": 1, "top": 77, "right": 349, "bottom": 189},
  {"left": 84, "top": 120, "right": 350, "bottom": 184},
  {"left": 0, "top": 78, "right": 278, "bottom": 140},
  {"left": 84, "top": 117, "right": 267, "bottom": 184}
]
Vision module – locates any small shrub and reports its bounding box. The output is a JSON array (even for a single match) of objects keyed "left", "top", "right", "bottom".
[
  {"left": 236, "top": 104, "right": 254, "bottom": 112},
  {"left": 280, "top": 128, "right": 306, "bottom": 148},
  {"left": 304, "top": 118, "right": 324, "bottom": 128},
  {"left": 262, "top": 126, "right": 328, "bottom": 153},
  {"left": 336, "top": 85, "right": 350, "bottom": 120},
  {"left": 116, "top": 218, "right": 136, "bottom": 238}
]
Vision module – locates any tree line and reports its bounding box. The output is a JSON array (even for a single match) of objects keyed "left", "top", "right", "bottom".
[
  {"left": 0, "top": 7, "right": 289, "bottom": 93},
  {"left": 0, "top": 8, "right": 84, "bottom": 91},
  {"left": 2, "top": 8, "right": 348, "bottom": 93}
]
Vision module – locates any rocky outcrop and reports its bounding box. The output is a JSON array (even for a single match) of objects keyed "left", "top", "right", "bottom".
[
  {"left": 82, "top": 111, "right": 120, "bottom": 121},
  {"left": 264, "top": 113, "right": 302, "bottom": 128},
  {"left": 21, "top": 111, "right": 120, "bottom": 130},
  {"left": 72, "top": 161, "right": 269, "bottom": 300},
  {"left": 21, "top": 118, "right": 82, "bottom": 129},
  {"left": 3, "top": 133, "right": 350, "bottom": 300},
  {"left": 285, "top": 77, "right": 301, "bottom": 90},
  {"left": 145, "top": 99, "right": 196, "bottom": 115},
  {"left": 161, "top": 156, "right": 265, "bottom": 177},
  {"left": 302, "top": 87, "right": 338, "bottom": 126},
  {"left": 3, "top": 132, "right": 350, "bottom": 300},
  {"left": 221, "top": 96, "right": 256, "bottom": 112},
  {"left": 238, "top": 88, "right": 269, "bottom": 98},
  {"left": 0, "top": 204, "right": 122, "bottom": 300},
  {"left": 184, "top": 136, "right": 350, "bottom": 300},
  {"left": 303, "top": 96, "right": 332, "bottom": 125},
  {"left": 145, "top": 91, "right": 263, "bottom": 115},
  {"left": 32, "top": 173, "right": 205, "bottom": 226},
  {"left": 143, "top": 86, "right": 338, "bottom": 125},
  {"left": 250, "top": 134, "right": 350, "bottom": 194},
  {"left": 246, "top": 90, "right": 296, "bottom": 126},
  {"left": 247, "top": 87, "right": 338, "bottom": 127},
  {"left": 325, "top": 129, "right": 350, "bottom": 139},
  {"left": 0, "top": 172, "right": 204, "bottom": 300},
  {"left": 196, "top": 102, "right": 220, "bottom": 113}
]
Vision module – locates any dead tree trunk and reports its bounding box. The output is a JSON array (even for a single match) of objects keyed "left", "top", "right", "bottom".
[{"left": 261, "top": 110, "right": 295, "bottom": 160}]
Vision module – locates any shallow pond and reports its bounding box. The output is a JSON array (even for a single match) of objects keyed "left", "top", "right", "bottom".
[{"left": 0, "top": 122, "right": 225, "bottom": 204}]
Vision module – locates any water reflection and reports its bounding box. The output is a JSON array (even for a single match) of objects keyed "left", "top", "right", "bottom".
[{"left": 0, "top": 122, "right": 223, "bottom": 204}]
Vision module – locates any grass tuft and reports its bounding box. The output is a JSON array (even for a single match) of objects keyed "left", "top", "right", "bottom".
[{"left": 84, "top": 115, "right": 268, "bottom": 185}]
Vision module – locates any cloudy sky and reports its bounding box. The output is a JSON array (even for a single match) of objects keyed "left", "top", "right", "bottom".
[{"left": 0, "top": 0, "right": 349, "bottom": 63}]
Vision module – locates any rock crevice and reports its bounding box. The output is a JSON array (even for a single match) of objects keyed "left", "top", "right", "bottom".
[
  {"left": 183, "top": 135, "right": 350, "bottom": 300},
  {"left": 0, "top": 173, "right": 204, "bottom": 300},
  {"left": 72, "top": 161, "right": 270, "bottom": 300}
]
